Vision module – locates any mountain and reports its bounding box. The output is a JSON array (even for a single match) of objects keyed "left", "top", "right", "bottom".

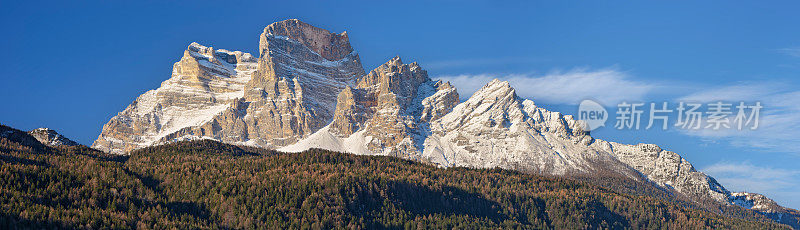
[
  {"left": 93, "top": 19, "right": 364, "bottom": 154},
  {"left": 1, "top": 124, "right": 49, "bottom": 150},
  {"left": 93, "top": 19, "right": 798, "bottom": 228},
  {"left": 0, "top": 131, "right": 789, "bottom": 228},
  {"left": 92, "top": 42, "right": 258, "bottom": 154},
  {"left": 285, "top": 78, "right": 728, "bottom": 203},
  {"left": 0, "top": 125, "right": 78, "bottom": 148},
  {"left": 281, "top": 56, "right": 459, "bottom": 158}
]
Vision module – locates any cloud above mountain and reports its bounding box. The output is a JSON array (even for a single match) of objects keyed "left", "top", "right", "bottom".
[
  {"left": 435, "top": 67, "right": 655, "bottom": 105},
  {"left": 677, "top": 82, "right": 800, "bottom": 154}
]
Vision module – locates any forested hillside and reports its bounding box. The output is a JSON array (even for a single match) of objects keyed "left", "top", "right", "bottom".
[{"left": 0, "top": 125, "right": 789, "bottom": 229}]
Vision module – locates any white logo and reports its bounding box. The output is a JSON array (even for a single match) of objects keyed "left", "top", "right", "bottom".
[{"left": 578, "top": 99, "right": 608, "bottom": 131}]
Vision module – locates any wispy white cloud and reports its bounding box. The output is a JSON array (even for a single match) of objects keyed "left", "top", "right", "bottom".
[
  {"left": 677, "top": 82, "right": 800, "bottom": 154},
  {"left": 778, "top": 47, "right": 800, "bottom": 57},
  {"left": 703, "top": 161, "right": 800, "bottom": 209},
  {"left": 435, "top": 67, "right": 656, "bottom": 105}
]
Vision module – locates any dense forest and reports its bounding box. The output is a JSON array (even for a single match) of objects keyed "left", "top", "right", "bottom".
[{"left": 0, "top": 125, "right": 791, "bottom": 229}]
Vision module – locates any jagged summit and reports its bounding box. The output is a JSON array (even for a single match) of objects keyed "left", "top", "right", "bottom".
[
  {"left": 186, "top": 42, "right": 256, "bottom": 67},
  {"left": 382, "top": 55, "right": 403, "bottom": 66},
  {"left": 426, "top": 80, "right": 598, "bottom": 171},
  {"left": 261, "top": 19, "right": 353, "bottom": 61},
  {"left": 484, "top": 78, "right": 512, "bottom": 88},
  {"left": 282, "top": 56, "right": 459, "bottom": 157}
]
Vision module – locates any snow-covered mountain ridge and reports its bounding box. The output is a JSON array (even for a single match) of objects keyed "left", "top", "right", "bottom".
[
  {"left": 94, "top": 19, "right": 798, "bottom": 228},
  {"left": 284, "top": 78, "right": 730, "bottom": 204}
]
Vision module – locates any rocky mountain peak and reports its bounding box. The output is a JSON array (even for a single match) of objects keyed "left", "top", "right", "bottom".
[
  {"left": 283, "top": 56, "right": 459, "bottom": 157},
  {"left": 485, "top": 78, "right": 512, "bottom": 88},
  {"left": 28, "top": 128, "right": 79, "bottom": 147},
  {"left": 186, "top": 42, "right": 256, "bottom": 65},
  {"left": 227, "top": 19, "right": 366, "bottom": 147},
  {"left": 470, "top": 79, "right": 517, "bottom": 102},
  {"left": 261, "top": 19, "right": 353, "bottom": 61},
  {"left": 382, "top": 55, "right": 403, "bottom": 67},
  {"left": 187, "top": 42, "right": 215, "bottom": 57},
  {"left": 330, "top": 56, "right": 443, "bottom": 136},
  {"left": 354, "top": 56, "right": 430, "bottom": 110},
  {"left": 93, "top": 42, "right": 258, "bottom": 154}
]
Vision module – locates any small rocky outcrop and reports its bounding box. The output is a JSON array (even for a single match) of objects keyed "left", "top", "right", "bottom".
[{"left": 28, "top": 128, "right": 79, "bottom": 147}]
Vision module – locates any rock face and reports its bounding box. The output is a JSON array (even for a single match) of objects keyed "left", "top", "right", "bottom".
[
  {"left": 163, "top": 20, "right": 365, "bottom": 148},
  {"left": 93, "top": 19, "right": 363, "bottom": 153},
  {"left": 215, "top": 19, "right": 364, "bottom": 147},
  {"left": 28, "top": 128, "right": 79, "bottom": 147},
  {"left": 281, "top": 56, "right": 458, "bottom": 157},
  {"left": 330, "top": 56, "right": 459, "bottom": 157}
]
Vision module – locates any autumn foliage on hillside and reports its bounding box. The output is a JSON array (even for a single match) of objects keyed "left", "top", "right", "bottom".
[{"left": 0, "top": 124, "right": 789, "bottom": 229}]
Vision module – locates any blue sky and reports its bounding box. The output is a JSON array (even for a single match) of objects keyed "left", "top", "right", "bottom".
[{"left": 1, "top": 1, "right": 799, "bottom": 209}]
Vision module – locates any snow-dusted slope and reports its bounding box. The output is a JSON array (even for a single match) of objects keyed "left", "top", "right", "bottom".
[
  {"left": 287, "top": 78, "right": 800, "bottom": 223},
  {"left": 731, "top": 192, "right": 787, "bottom": 213},
  {"left": 421, "top": 82, "right": 796, "bottom": 228},
  {"left": 279, "top": 124, "right": 372, "bottom": 154},
  {"left": 424, "top": 80, "right": 731, "bottom": 203},
  {"left": 729, "top": 192, "right": 800, "bottom": 228},
  {"left": 423, "top": 80, "right": 601, "bottom": 173}
]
